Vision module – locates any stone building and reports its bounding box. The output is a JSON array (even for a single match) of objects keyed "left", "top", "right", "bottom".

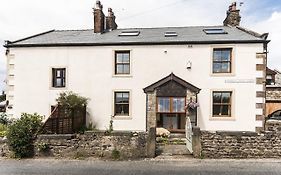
[{"left": 266, "top": 67, "right": 281, "bottom": 116}]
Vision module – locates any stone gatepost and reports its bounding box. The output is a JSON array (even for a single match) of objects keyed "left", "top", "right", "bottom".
[
  {"left": 186, "top": 89, "right": 198, "bottom": 125},
  {"left": 146, "top": 91, "right": 156, "bottom": 158}
]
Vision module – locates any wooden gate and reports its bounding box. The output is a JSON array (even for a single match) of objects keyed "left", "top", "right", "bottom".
[{"left": 185, "top": 116, "right": 193, "bottom": 153}]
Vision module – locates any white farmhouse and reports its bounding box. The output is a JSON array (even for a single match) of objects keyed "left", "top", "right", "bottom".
[{"left": 4, "top": 1, "right": 269, "bottom": 132}]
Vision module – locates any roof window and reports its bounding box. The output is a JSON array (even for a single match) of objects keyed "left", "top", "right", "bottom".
[
  {"left": 164, "top": 31, "right": 178, "bottom": 37},
  {"left": 203, "top": 28, "right": 227, "bottom": 34},
  {"left": 118, "top": 30, "right": 140, "bottom": 36}
]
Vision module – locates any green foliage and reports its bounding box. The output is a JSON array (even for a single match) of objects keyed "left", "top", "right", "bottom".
[
  {"left": 73, "top": 150, "right": 88, "bottom": 160},
  {"left": 109, "top": 119, "right": 113, "bottom": 133},
  {"left": 36, "top": 142, "right": 49, "bottom": 153},
  {"left": 0, "top": 113, "right": 11, "bottom": 125},
  {"left": 7, "top": 113, "right": 43, "bottom": 158},
  {"left": 111, "top": 149, "right": 120, "bottom": 160},
  {"left": 0, "top": 123, "right": 8, "bottom": 137},
  {"left": 56, "top": 91, "right": 88, "bottom": 110},
  {"left": 106, "top": 119, "right": 114, "bottom": 134},
  {"left": 0, "top": 93, "right": 6, "bottom": 102}
]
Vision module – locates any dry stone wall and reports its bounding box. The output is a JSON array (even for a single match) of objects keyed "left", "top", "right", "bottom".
[
  {"left": 200, "top": 120, "right": 281, "bottom": 158},
  {"left": 266, "top": 87, "right": 281, "bottom": 101},
  {"left": 0, "top": 138, "right": 9, "bottom": 157},
  {"left": 1, "top": 131, "right": 149, "bottom": 160},
  {"left": 35, "top": 131, "right": 148, "bottom": 160}
]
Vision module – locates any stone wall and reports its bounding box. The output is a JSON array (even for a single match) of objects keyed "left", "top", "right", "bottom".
[
  {"left": 266, "top": 87, "right": 281, "bottom": 116},
  {"left": 0, "top": 138, "right": 9, "bottom": 157},
  {"left": 266, "top": 87, "right": 281, "bottom": 101},
  {"left": 200, "top": 120, "right": 281, "bottom": 158},
  {"left": 34, "top": 131, "right": 148, "bottom": 160},
  {"left": 1, "top": 131, "right": 149, "bottom": 160}
]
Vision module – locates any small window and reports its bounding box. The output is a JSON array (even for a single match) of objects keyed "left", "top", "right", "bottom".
[
  {"left": 114, "top": 92, "right": 130, "bottom": 116},
  {"left": 213, "top": 48, "right": 232, "bottom": 73},
  {"left": 118, "top": 31, "right": 140, "bottom": 36},
  {"left": 115, "top": 51, "right": 130, "bottom": 75},
  {"left": 204, "top": 28, "right": 227, "bottom": 34},
  {"left": 164, "top": 31, "right": 178, "bottom": 37},
  {"left": 157, "top": 97, "right": 185, "bottom": 113},
  {"left": 212, "top": 91, "right": 232, "bottom": 117},
  {"left": 52, "top": 68, "right": 66, "bottom": 88},
  {"left": 266, "top": 75, "right": 275, "bottom": 85}
]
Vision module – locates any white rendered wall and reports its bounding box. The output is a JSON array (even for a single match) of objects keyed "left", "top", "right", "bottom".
[{"left": 6, "top": 43, "right": 264, "bottom": 131}]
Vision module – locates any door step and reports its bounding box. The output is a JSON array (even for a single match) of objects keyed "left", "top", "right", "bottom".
[{"left": 156, "top": 144, "right": 192, "bottom": 156}]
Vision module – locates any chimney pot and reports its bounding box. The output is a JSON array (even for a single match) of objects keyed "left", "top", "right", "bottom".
[
  {"left": 93, "top": 0, "right": 105, "bottom": 33},
  {"left": 106, "top": 7, "right": 118, "bottom": 31},
  {"left": 223, "top": 2, "right": 241, "bottom": 27}
]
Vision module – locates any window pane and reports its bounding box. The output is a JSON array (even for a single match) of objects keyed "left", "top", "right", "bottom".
[
  {"left": 221, "top": 50, "right": 231, "bottom": 61},
  {"left": 116, "top": 54, "right": 123, "bottom": 63},
  {"left": 213, "top": 92, "right": 221, "bottom": 103},
  {"left": 158, "top": 98, "right": 170, "bottom": 112},
  {"left": 56, "top": 79, "right": 62, "bottom": 87},
  {"left": 123, "top": 65, "right": 130, "bottom": 74},
  {"left": 122, "top": 54, "right": 130, "bottom": 63},
  {"left": 221, "top": 93, "right": 231, "bottom": 103},
  {"left": 172, "top": 98, "right": 185, "bottom": 112},
  {"left": 56, "top": 70, "right": 61, "bottom": 77},
  {"left": 213, "top": 63, "right": 221, "bottom": 73},
  {"left": 122, "top": 104, "right": 129, "bottom": 115},
  {"left": 62, "top": 69, "right": 65, "bottom": 77},
  {"left": 221, "top": 63, "right": 230, "bottom": 73},
  {"left": 213, "top": 105, "right": 221, "bottom": 116},
  {"left": 115, "top": 93, "right": 123, "bottom": 103},
  {"left": 122, "top": 93, "right": 129, "bottom": 103},
  {"left": 221, "top": 105, "right": 230, "bottom": 115},
  {"left": 213, "top": 51, "right": 222, "bottom": 61},
  {"left": 116, "top": 65, "right": 124, "bottom": 74},
  {"left": 115, "top": 104, "right": 129, "bottom": 115}
]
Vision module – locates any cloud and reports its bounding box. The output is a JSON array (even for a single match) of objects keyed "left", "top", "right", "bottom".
[{"left": 248, "top": 11, "right": 281, "bottom": 70}]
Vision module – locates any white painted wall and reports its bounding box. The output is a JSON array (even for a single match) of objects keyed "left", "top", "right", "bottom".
[{"left": 6, "top": 43, "right": 264, "bottom": 131}]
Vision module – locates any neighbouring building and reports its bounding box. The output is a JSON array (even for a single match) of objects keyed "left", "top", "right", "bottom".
[
  {"left": 4, "top": 1, "right": 269, "bottom": 134},
  {"left": 266, "top": 67, "right": 281, "bottom": 116}
]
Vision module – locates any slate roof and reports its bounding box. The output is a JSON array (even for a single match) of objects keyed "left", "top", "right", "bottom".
[
  {"left": 143, "top": 73, "right": 201, "bottom": 93},
  {"left": 4, "top": 26, "right": 268, "bottom": 48}
]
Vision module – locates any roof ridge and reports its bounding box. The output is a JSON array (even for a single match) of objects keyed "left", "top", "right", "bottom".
[
  {"left": 117, "top": 25, "right": 227, "bottom": 30},
  {"left": 55, "top": 29, "right": 94, "bottom": 32}
]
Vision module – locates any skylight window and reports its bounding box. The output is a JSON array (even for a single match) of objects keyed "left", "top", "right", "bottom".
[
  {"left": 203, "top": 28, "right": 227, "bottom": 34},
  {"left": 164, "top": 31, "right": 178, "bottom": 37},
  {"left": 118, "top": 30, "right": 140, "bottom": 36}
]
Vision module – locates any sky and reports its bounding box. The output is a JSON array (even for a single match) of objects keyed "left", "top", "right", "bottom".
[{"left": 0, "top": 0, "right": 281, "bottom": 91}]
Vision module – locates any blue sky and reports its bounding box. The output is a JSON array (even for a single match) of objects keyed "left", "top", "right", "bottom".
[{"left": 0, "top": 0, "right": 281, "bottom": 92}]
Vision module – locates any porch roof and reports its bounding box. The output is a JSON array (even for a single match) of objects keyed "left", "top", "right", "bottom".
[{"left": 143, "top": 73, "right": 201, "bottom": 94}]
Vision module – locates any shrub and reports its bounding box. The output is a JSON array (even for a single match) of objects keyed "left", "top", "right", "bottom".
[
  {"left": 0, "top": 123, "right": 8, "bottom": 137},
  {"left": 36, "top": 142, "right": 49, "bottom": 153},
  {"left": 0, "top": 113, "right": 11, "bottom": 125},
  {"left": 7, "top": 113, "right": 43, "bottom": 158},
  {"left": 56, "top": 91, "right": 88, "bottom": 110},
  {"left": 0, "top": 93, "right": 6, "bottom": 102},
  {"left": 111, "top": 149, "right": 120, "bottom": 160}
]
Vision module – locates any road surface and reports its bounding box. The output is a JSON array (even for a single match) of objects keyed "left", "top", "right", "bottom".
[{"left": 0, "top": 158, "right": 281, "bottom": 175}]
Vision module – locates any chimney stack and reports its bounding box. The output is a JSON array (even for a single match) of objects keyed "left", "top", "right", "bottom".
[
  {"left": 106, "top": 8, "right": 118, "bottom": 31},
  {"left": 93, "top": 0, "right": 105, "bottom": 33},
  {"left": 223, "top": 2, "right": 241, "bottom": 27}
]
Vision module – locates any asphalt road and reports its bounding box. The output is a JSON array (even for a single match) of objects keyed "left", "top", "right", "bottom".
[{"left": 1, "top": 158, "right": 281, "bottom": 175}]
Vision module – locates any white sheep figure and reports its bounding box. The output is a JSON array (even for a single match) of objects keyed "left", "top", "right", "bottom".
[{"left": 156, "top": 127, "right": 170, "bottom": 137}]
